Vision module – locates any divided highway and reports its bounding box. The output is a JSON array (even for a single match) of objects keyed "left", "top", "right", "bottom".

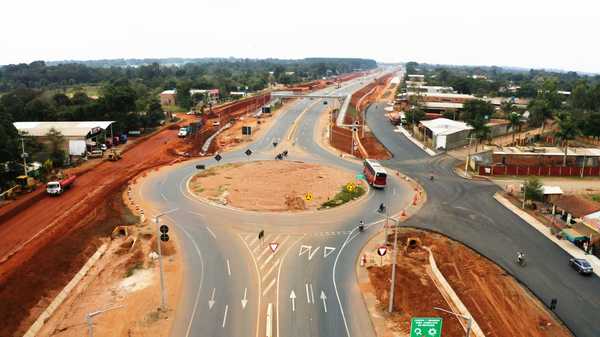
[{"left": 133, "top": 72, "right": 599, "bottom": 337}]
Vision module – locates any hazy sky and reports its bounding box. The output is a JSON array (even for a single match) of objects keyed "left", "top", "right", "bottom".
[{"left": 2, "top": 0, "right": 599, "bottom": 73}]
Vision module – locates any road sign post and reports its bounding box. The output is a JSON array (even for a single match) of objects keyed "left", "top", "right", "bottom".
[
  {"left": 154, "top": 208, "right": 178, "bottom": 310},
  {"left": 410, "top": 317, "right": 443, "bottom": 337}
]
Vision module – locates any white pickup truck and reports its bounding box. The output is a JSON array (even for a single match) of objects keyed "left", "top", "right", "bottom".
[{"left": 178, "top": 127, "right": 188, "bottom": 138}]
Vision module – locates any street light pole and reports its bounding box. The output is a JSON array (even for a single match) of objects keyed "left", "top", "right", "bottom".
[
  {"left": 20, "top": 137, "right": 28, "bottom": 176},
  {"left": 86, "top": 305, "right": 125, "bottom": 337},
  {"left": 433, "top": 306, "right": 472, "bottom": 337},
  {"left": 388, "top": 218, "right": 399, "bottom": 313},
  {"left": 154, "top": 208, "right": 178, "bottom": 310}
]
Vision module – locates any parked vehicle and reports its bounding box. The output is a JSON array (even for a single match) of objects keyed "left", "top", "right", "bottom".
[
  {"left": 105, "top": 139, "right": 113, "bottom": 148},
  {"left": 113, "top": 136, "right": 120, "bottom": 146},
  {"left": 178, "top": 127, "right": 188, "bottom": 138},
  {"left": 363, "top": 159, "right": 387, "bottom": 188},
  {"left": 570, "top": 258, "right": 593, "bottom": 275},
  {"left": 46, "top": 175, "right": 76, "bottom": 195},
  {"left": 107, "top": 149, "right": 121, "bottom": 161},
  {"left": 100, "top": 143, "right": 108, "bottom": 151},
  {"left": 16, "top": 175, "right": 37, "bottom": 193},
  {"left": 119, "top": 134, "right": 128, "bottom": 144},
  {"left": 88, "top": 149, "right": 104, "bottom": 158}
]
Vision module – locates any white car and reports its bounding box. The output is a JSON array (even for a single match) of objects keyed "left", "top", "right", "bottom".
[{"left": 178, "top": 127, "right": 188, "bottom": 137}]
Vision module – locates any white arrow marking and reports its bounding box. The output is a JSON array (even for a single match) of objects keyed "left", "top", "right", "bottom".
[
  {"left": 320, "top": 290, "right": 328, "bottom": 313},
  {"left": 208, "top": 288, "right": 216, "bottom": 310},
  {"left": 226, "top": 259, "right": 231, "bottom": 276},
  {"left": 206, "top": 225, "right": 216, "bottom": 239},
  {"left": 305, "top": 283, "right": 311, "bottom": 303},
  {"left": 299, "top": 245, "right": 311, "bottom": 257},
  {"left": 290, "top": 290, "right": 296, "bottom": 312},
  {"left": 241, "top": 288, "right": 248, "bottom": 309},
  {"left": 308, "top": 246, "right": 320, "bottom": 260},
  {"left": 309, "top": 283, "right": 315, "bottom": 304},
  {"left": 323, "top": 246, "right": 336, "bottom": 258}
]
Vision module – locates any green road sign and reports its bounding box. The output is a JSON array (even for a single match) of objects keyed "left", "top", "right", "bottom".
[
  {"left": 410, "top": 317, "right": 442, "bottom": 337},
  {"left": 355, "top": 174, "right": 365, "bottom": 180}
]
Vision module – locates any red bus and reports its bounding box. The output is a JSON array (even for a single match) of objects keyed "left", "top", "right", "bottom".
[{"left": 363, "top": 159, "right": 387, "bottom": 188}]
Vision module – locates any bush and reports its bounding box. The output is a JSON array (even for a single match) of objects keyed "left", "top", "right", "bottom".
[{"left": 320, "top": 184, "right": 366, "bottom": 208}]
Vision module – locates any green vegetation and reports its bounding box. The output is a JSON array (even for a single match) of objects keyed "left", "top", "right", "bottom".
[
  {"left": 320, "top": 184, "right": 366, "bottom": 209},
  {"left": 523, "top": 177, "right": 544, "bottom": 202},
  {"left": 125, "top": 261, "right": 144, "bottom": 278}
]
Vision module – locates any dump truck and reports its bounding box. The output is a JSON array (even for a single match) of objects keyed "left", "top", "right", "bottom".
[{"left": 46, "top": 175, "right": 76, "bottom": 195}]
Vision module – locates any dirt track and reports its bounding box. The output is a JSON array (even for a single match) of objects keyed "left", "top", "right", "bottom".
[{"left": 0, "top": 116, "right": 196, "bottom": 336}]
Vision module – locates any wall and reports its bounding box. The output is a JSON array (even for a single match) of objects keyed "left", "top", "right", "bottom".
[{"left": 479, "top": 164, "right": 600, "bottom": 177}]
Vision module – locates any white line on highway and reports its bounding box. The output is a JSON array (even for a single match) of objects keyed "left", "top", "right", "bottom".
[
  {"left": 209, "top": 287, "right": 216, "bottom": 310},
  {"left": 241, "top": 288, "right": 248, "bottom": 309},
  {"left": 206, "top": 225, "right": 217, "bottom": 239},
  {"left": 177, "top": 225, "right": 205, "bottom": 337},
  {"left": 276, "top": 236, "right": 303, "bottom": 337},
  {"left": 305, "top": 283, "right": 311, "bottom": 303},
  {"left": 222, "top": 305, "right": 229, "bottom": 328},
  {"left": 309, "top": 283, "right": 315, "bottom": 304},
  {"left": 262, "top": 259, "right": 280, "bottom": 282},
  {"left": 263, "top": 278, "right": 276, "bottom": 296},
  {"left": 249, "top": 235, "right": 259, "bottom": 247},
  {"left": 227, "top": 259, "right": 231, "bottom": 276},
  {"left": 260, "top": 236, "right": 289, "bottom": 270},
  {"left": 238, "top": 233, "right": 262, "bottom": 337},
  {"left": 308, "top": 246, "right": 320, "bottom": 260}
]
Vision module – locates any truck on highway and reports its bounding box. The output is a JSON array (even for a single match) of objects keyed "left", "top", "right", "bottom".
[{"left": 46, "top": 175, "right": 76, "bottom": 196}]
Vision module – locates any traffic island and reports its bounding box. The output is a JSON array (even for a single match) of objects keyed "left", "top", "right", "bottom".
[
  {"left": 356, "top": 228, "right": 573, "bottom": 337},
  {"left": 188, "top": 160, "right": 367, "bottom": 212}
]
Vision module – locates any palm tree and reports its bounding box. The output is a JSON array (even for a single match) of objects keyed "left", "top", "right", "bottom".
[
  {"left": 508, "top": 112, "right": 522, "bottom": 144},
  {"left": 467, "top": 115, "right": 490, "bottom": 151},
  {"left": 555, "top": 113, "right": 581, "bottom": 166}
]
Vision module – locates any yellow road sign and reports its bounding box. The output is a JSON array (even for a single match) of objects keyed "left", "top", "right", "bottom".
[
  {"left": 304, "top": 193, "right": 313, "bottom": 201},
  {"left": 345, "top": 182, "right": 356, "bottom": 192}
]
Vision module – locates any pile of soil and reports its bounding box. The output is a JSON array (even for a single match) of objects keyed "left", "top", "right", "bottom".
[
  {"left": 367, "top": 229, "right": 572, "bottom": 337},
  {"left": 189, "top": 160, "right": 359, "bottom": 212}
]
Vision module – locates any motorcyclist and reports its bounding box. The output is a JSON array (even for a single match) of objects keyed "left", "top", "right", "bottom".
[
  {"left": 517, "top": 251, "right": 526, "bottom": 265},
  {"left": 358, "top": 220, "right": 365, "bottom": 232},
  {"left": 378, "top": 203, "right": 386, "bottom": 213}
]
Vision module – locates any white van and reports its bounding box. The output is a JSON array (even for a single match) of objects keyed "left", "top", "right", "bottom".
[{"left": 178, "top": 127, "right": 188, "bottom": 137}]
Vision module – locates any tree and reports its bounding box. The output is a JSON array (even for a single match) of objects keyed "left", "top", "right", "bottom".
[
  {"left": 527, "top": 99, "right": 550, "bottom": 128},
  {"left": 468, "top": 115, "right": 491, "bottom": 151},
  {"left": 555, "top": 112, "right": 581, "bottom": 166},
  {"left": 461, "top": 99, "right": 494, "bottom": 125},
  {"left": 45, "top": 128, "right": 66, "bottom": 166},
  {"left": 176, "top": 80, "right": 193, "bottom": 110},
  {"left": 508, "top": 112, "right": 522, "bottom": 143},
  {"left": 524, "top": 177, "right": 544, "bottom": 202}
]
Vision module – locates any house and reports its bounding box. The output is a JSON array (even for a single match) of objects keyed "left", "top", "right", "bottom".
[
  {"left": 396, "top": 92, "right": 478, "bottom": 113},
  {"left": 190, "top": 89, "right": 220, "bottom": 102},
  {"left": 13, "top": 121, "right": 115, "bottom": 160},
  {"left": 418, "top": 118, "right": 473, "bottom": 150},
  {"left": 159, "top": 90, "right": 176, "bottom": 106}
]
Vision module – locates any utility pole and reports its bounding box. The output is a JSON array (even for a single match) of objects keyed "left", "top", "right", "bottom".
[
  {"left": 522, "top": 182, "right": 527, "bottom": 209},
  {"left": 20, "top": 137, "right": 28, "bottom": 176},
  {"left": 86, "top": 305, "right": 125, "bottom": 337},
  {"left": 464, "top": 135, "right": 475, "bottom": 174},
  {"left": 433, "top": 306, "right": 472, "bottom": 337},
  {"left": 388, "top": 216, "right": 399, "bottom": 313},
  {"left": 154, "top": 208, "right": 178, "bottom": 310}
]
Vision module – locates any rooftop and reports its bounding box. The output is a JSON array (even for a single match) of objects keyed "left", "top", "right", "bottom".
[
  {"left": 160, "top": 89, "right": 176, "bottom": 95},
  {"left": 553, "top": 195, "right": 600, "bottom": 218},
  {"left": 420, "top": 118, "right": 473, "bottom": 136},
  {"left": 13, "top": 121, "right": 114, "bottom": 137}
]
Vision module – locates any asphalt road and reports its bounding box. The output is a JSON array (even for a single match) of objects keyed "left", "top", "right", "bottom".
[
  {"left": 133, "top": 68, "right": 599, "bottom": 337},
  {"left": 365, "top": 102, "right": 600, "bottom": 337}
]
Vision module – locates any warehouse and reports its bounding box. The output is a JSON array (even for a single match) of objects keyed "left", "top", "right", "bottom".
[{"left": 13, "top": 121, "right": 115, "bottom": 160}]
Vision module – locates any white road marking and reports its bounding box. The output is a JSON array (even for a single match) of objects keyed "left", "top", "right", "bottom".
[
  {"left": 249, "top": 235, "right": 259, "bottom": 247},
  {"left": 260, "top": 236, "right": 289, "bottom": 270},
  {"left": 324, "top": 246, "right": 336, "bottom": 258},
  {"left": 305, "top": 283, "right": 311, "bottom": 303},
  {"left": 241, "top": 288, "right": 248, "bottom": 309},
  {"left": 262, "top": 259, "right": 280, "bottom": 282},
  {"left": 177, "top": 224, "right": 205, "bottom": 337},
  {"left": 308, "top": 246, "right": 320, "bottom": 260},
  {"left": 238, "top": 233, "right": 262, "bottom": 337},
  {"left": 222, "top": 305, "right": 229, "bottom": 328},
  {"left": 290, "top": 290, "right": 296, "bottom": 312},
  {"left": 320, "top": 290, "right": 328, "bottom": 313},
  {"left": 227, "top": 259, "right": 231, "bottom": 276},
  {"left": 263, "top": 278, "right": 276, "bottom": 296},
  {"left": 208, "top": 288, "right": 216, "bottom": 310},
  {"left": 299, "top": 244, "right": 311, "bottom": 256},
  {"left": 206, "top": 225, "right": 217, "bottom": 239},
  {"left": 266, "top": 303, "right": 273, "bottom": 337},
  {"left": 276, "top": 236, "right": 304, "bottom": 337},
  {"left": 309, "top": 283, "right": 315, "bottom": 304}
]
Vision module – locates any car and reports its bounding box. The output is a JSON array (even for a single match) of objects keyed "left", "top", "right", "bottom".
[
  {"left": 186, "top": 111, "right": 195, "bottom": 115},
  {"left": 212, "top": 121, "right": 220, "bottom": 127},
  {"left": 569, "top": 258, "right": 593, "bottom": 275},
  {"left": 178, "top": 127, "right": 188, "bottom": 138}
]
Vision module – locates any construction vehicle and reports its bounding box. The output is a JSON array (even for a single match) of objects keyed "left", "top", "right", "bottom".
[
  {"left": 15, "top": 175, "right": 37, "bottom": 193},
  {"left": 107, "top": 149, "right": 122, "bottom": 161},
  {"left": 46, "top": 175, "right": 76, "bottom": 195}
]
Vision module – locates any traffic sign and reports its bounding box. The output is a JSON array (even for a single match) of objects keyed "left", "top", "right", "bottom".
[
  {"left": 345, "top": 182, "right": 356, "bottom": 192},
  {"left": 242, "top": 126, "right": 252, "bottom": 136},
  {"left": 304, "top": 192, "right": 313, "bottom": 201},
  {"left": 355, "top": 173, "right": 365, "bottom": 180},
  {"left": 273, "top": 141, "right": 278, "bottom": 147},
  {"left": 196, "top": 164, "right": 206, "bottom": 170},
  {"left": 160, "top": 225, "right": 169, "bottom": 234},
  {"left": 214, "top": 154, "right": 222, "bottom": 161},
  {"left": 269, "top": 242, "right": 279, "bottom": 253},
  {"left": 410, "top": 317, "right": 442, "bottom": 337},
  {"left": 245, "top": 149, "right": 253, "bottom": 156},
  {"left": 160, "top": 233, "right": 170, "bottom": 242},
  {"left": 377, "top": 246, "right": 387, "bottom": 256}
]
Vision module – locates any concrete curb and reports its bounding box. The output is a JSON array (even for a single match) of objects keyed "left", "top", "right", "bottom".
[
  {"left": 425, "top": 247, "right": 486, "bottom": 337},
  {"left": 494, "top": 193, "right": 600, "bottom": 277},
  {"left": 23, "top": 243, "right": 109, "bottom": 337},
  {"left": 394, "top": 126, "right": 437, "bottom": 156}
]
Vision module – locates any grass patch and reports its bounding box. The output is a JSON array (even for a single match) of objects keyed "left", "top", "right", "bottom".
[
  {"left": 320, "top": 185, "right": 366, "bottom": 209},
  {"left": 588, "top": 194, "right": 600, "bottom": 202},
  {"left": 347, "top": 105, "right": 359, "bottom": 118},
  {"left": 162, "top": 104, "right": 187, "bottom": 112}
]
